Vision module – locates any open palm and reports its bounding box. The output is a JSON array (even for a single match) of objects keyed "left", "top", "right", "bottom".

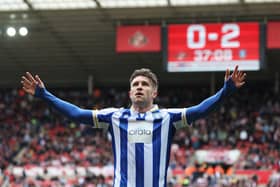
[
  {"left": 224, "top": 65, "right": 246, "bottom": 88},
  {"left": 21, "top": 72, "right": 45, "bottom": 95}
]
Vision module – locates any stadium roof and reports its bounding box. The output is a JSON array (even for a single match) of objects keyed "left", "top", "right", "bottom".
[{"left": 0, "top": 0, "right": 280, "bottom": 87}]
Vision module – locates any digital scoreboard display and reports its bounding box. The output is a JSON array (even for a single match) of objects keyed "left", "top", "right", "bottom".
[{"left": 166, "top": 22, "right": 262, "bottom": 72}]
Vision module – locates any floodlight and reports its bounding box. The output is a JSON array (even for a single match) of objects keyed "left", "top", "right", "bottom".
[
  {"left": 6, "top": 27, "right": 17, "bottom": 37},
  {"left": 19, "top": 27, "right": 28, "bottom": 36}
]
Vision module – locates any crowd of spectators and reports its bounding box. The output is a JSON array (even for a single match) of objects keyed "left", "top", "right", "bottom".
[{"left": 0, "top": 81, "right": 280, "bottom": 186}]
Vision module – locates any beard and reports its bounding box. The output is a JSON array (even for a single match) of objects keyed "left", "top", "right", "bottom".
[{"left": 131, "top": 97, "right": 150, "bottom": 109}]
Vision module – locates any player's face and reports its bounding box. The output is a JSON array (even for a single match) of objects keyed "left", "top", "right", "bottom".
[{"left": 129, "top": 75, "right": 157, "bottom": 108}]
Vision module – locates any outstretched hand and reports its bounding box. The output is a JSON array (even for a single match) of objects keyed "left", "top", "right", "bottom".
[
  {"left": 21, "top": 72, "right": 45, "bottom": 95},
  {"left": 224, "top": 65, "right": 246, "bottom": 88}
]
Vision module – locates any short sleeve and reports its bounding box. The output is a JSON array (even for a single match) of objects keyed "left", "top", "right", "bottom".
[
  {"left": 167, "top": 108, "right": 191, "bottom": 129},
  {"left": 92, "top": 108, "right": 119, "bottom": 129}
]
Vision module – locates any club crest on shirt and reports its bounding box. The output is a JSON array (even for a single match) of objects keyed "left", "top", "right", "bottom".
[{"left": 127, "top": 121, "right": 153, "bottom": 144}]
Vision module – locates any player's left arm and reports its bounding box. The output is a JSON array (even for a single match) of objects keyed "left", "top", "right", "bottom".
[{"left": 186, "top": 65, "right": 246, "bottom": 124}]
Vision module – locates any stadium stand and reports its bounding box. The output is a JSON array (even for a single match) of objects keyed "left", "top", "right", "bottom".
[{"left": 0, "top": 82, "right": 279, "bottom": 186}]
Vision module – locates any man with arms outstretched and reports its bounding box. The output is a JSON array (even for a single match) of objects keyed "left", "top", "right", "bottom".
[{"left": 21, "top": 66, "right": 246, "bottom": 187}]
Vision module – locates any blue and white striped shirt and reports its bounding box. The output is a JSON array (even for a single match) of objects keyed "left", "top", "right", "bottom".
[{"left": 92, "top": 106, "right": 189, "bottom": 187}]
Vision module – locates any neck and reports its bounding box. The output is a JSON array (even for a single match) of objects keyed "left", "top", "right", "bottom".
[{"left": 132, "top": 103, "right": 154, "bottom": 113}]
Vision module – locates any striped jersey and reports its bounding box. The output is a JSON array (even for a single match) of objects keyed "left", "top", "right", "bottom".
[{"left": 92, "top": 105, "right": 190, "bottom": 187}]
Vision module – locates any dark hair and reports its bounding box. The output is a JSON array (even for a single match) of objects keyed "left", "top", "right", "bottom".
[{"left": 129, "top": 68, "right": 158, "bottom": 90}]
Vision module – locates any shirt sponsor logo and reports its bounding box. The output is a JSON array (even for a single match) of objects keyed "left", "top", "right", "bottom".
[
  {"left": 127, "top": 121, "right": 153, "bottom": 144},
  {"left": 128, "top": 128, "right": 152, "bottom": 135}
]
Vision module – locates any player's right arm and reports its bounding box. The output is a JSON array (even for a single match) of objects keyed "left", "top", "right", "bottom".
[{"left": 21, "top": 72, "right": 93, "bottom": 125}]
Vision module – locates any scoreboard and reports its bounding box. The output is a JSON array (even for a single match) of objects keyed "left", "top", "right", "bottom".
[{"left": 166, "top": 22, "right": 262, "bottom": 72}]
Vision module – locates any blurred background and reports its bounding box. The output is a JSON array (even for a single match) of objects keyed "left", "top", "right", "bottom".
[{"left": 0, "top": 0, "right": 280, "bottom": 186}]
